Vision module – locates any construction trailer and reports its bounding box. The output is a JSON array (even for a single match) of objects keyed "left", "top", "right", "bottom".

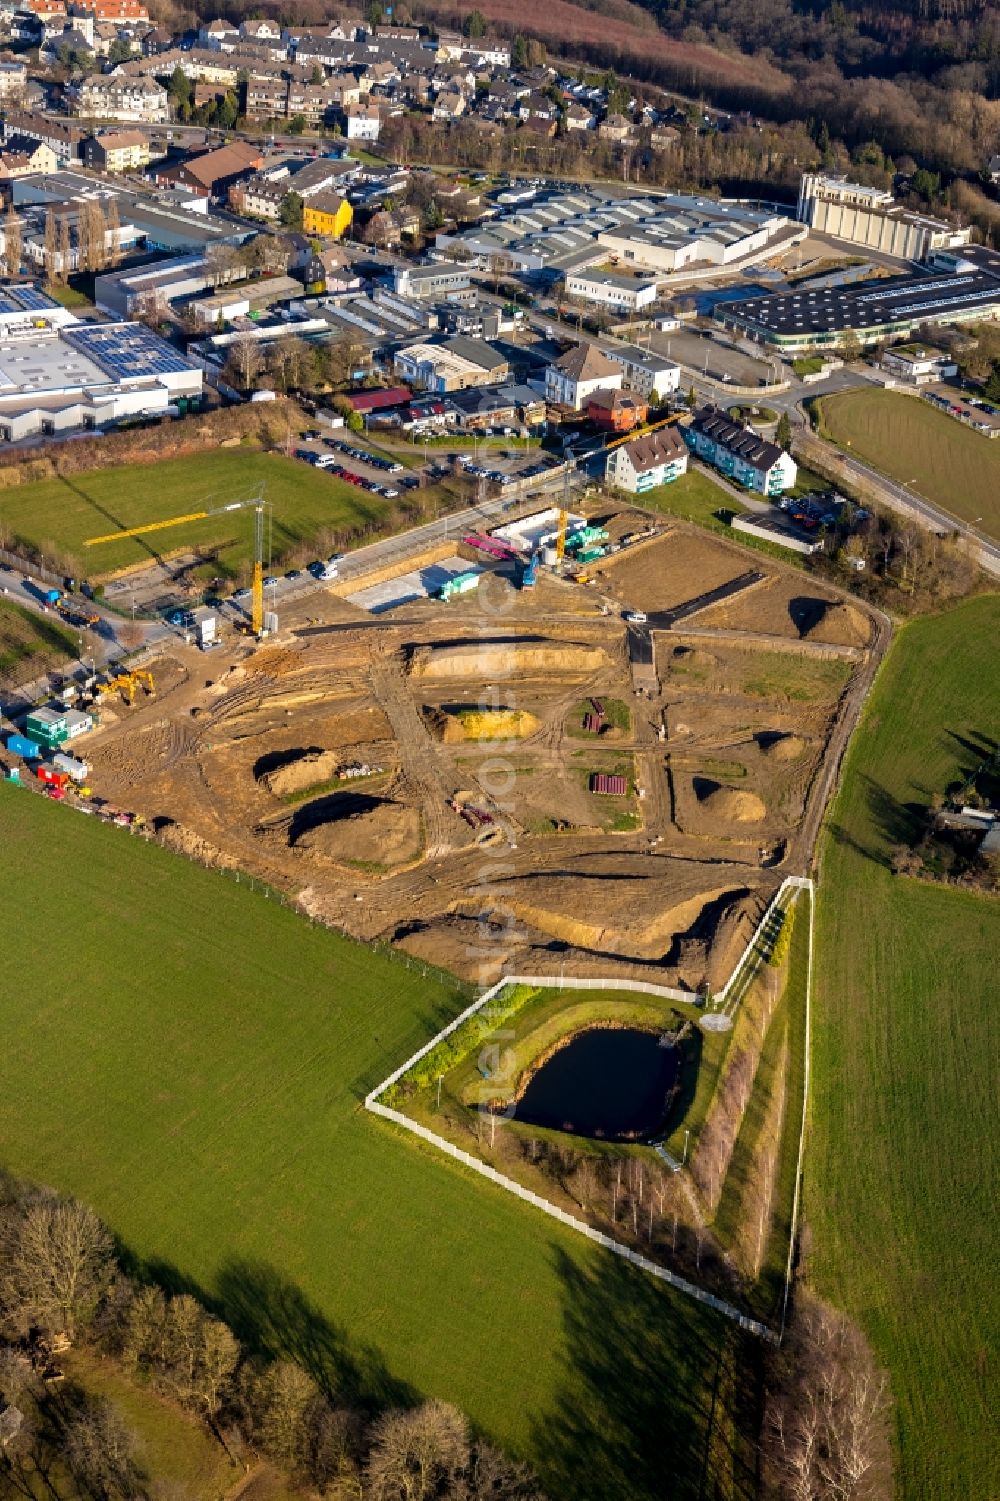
[{"left": 25, "top": 707, "right": 69, "bottom": 750}]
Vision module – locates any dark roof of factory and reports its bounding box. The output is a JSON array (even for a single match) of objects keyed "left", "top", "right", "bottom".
[{"left": 716, "top": 247, "right": 1000, "bottom": 336}]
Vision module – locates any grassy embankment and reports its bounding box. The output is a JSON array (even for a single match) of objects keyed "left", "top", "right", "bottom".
[{"left": 0, "top": 598, "right": 78, "bottom": 686}]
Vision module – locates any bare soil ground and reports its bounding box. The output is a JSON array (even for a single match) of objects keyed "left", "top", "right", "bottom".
[
  {"left": 695, "top": 574, "right": 873, "bottom": 646},
  {"left": 592, "top": 529, "right": 750, "bottom": 614},
  {"left": 77, "top": 508, "right": 875, "bottom": 988}
]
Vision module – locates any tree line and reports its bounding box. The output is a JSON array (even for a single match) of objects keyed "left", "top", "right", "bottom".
[{"left": 0, "top": 1174, "right": 545, "bottom": 1498}]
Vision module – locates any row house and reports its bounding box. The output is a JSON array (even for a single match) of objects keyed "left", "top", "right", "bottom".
[
  {"left": 683, "top": 406, "right": 797, "bottom": 495},
  {"left": 3, "top": 109, "right": 86, "bottom": 162},
  {"left": 244, "top": 76, "right": 287, "bottom": 118},
  {"left": 77, "top": 71, "right": 168, "bottom": 122}
]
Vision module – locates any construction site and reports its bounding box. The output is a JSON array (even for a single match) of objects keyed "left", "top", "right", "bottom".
[{"left": 31, "top": 490, "right": 881, "bottom": 993}]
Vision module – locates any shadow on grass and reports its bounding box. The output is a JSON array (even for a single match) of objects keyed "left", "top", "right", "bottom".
[
  {"left": 829, "top": 774, "right": 928, "bottom": 867},
  {"left": 533, "top": 1246, "right": 761, "bottom": 1501},
  {"left": 129, "top": 1253, "right": 412, "bottom": 1417},
  {"left": 214, "top": 1257, "right": 414, "bottom": 1414}
]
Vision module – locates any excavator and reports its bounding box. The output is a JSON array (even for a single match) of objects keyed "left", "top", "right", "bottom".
[{"left": 96, "top": 670, "right": 155, "bottom": 707}]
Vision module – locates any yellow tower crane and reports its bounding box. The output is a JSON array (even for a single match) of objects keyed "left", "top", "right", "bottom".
[{"left": 85, "top": 495, "right": 269, "bottom": 638}]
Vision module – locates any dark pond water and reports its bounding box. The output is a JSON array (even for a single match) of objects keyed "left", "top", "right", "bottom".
[{"left": 515, "top": 1028, "right": 679, "bottom": 1141}]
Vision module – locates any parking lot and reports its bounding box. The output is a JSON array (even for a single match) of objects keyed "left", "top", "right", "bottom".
[
  {"left": 649, "top": 327, "right": 779, "bottom": 388},
  {"left": 293, "top": 431, "right": 413, "bottom": 498}
]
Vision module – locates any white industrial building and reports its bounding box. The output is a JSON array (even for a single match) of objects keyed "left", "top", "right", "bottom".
[
  {"left": 436, "top": 187, "right": 800, "bottom": 280},
  {"left": 795, "top": 173, "right": 972, "bottom": 261},
  {"left": 563, "top": 267, "right": 659, "bottom": 311},
  {"left": 0, "top": 294, "right": 202, "bottom": 442}
]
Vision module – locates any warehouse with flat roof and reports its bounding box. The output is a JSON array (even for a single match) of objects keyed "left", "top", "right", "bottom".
[
  {"left": 714, "top": 246, "right": 1000, "bottom": 353},
  {"left": 0, "top": 303, "right": 202, "bottom": 442}
]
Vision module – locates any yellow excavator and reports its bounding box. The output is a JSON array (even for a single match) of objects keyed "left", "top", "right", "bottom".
[
  {"left": 96, "top": 670, "right": 155, "bottom": 706},
  {"left": 85, "top": 493, "right": 269, "bottom": 638}
]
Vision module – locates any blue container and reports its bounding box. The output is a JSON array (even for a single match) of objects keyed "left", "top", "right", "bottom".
[{"left": 7, "top": 734, "right": 42, "bottom": 760}]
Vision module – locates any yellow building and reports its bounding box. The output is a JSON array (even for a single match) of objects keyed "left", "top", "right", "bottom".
[{"left": 302, "top": 191, "right": 353, "bottom": 239}]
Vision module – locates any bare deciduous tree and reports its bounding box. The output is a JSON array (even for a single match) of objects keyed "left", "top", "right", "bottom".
[
  {"left": 0, "top": 1197, "right": 114, "bottom": 1339},
  {"left": 365, "top": 1399, "right": 470, "bottom": 1501},
  {"left": 62, "top": 1396, "right": 144, "bottom": 1500},
  {"left": 3, "top": 207, "right": 22, "bottom": 279},
  {"left": 764, "top": 1291, "right": 892, "bottom": 1501}
]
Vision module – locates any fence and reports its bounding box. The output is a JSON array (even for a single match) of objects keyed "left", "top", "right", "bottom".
[
  {"left": 366, "top": 1094, "right": 775, "bottom": 1340},
  {"left": 364, "top": 873, "right": 817, "bottom": 1339}
]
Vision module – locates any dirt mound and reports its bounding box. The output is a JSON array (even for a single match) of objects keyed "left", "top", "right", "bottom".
[
  {"left": 429, "top": 707, "right": 541, "bottom": 743},
  {"left": 260, "top": 749, "right": 340, "bottom": 796},
  {"left": 762, "top": 734, "right": 806, "bottom": 762},
  {"left": 409, "top": 640, "right": 607, "bottom": 680},
  {"left": 701, "top": 786, "right": 766, "bottom": 823},
  {"left": 670, "top": 645, "right": 716, "bottom": 670},
  {"left": 242, "top": 645, "right": 303, "bottom": 677},
  {"left": 806, "top": 601, "right": 870, "bottom": 648},
  {"left": 296, "top": 798, "right": 422, "bottom": 867},
  {"left": 157, "top": 821, "right": 239, "bottom": 869}
]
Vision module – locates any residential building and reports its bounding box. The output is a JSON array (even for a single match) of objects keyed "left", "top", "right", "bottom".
[
  {"left": 604, "top": 344, "right": 680, "bottom": 400},
  {"left": 564, "top": 267, "right": 658, "bottom": 312},
  {"left": 0, "top": 136, "right": 57, "bottom": 175},
  {"left": 92, "top": 0, "right": 149, "bottom": 19},
  {"left": 683, "top": 406, "right": 797, "bottom": 495},
  {"left": 796, "top": 172, "right": 972, "bottom": 261},
  {"left": 81, "top": 128, "right": 149, "bottom": 173},
  {"left": 0, "top": 61, "right": 28, "bottom": 104},
  {"left": 598, "top": 113, "right": 633, "bottom": 143},
  {"left": 77, "top": 72, "right": 168, "bottom": 123},
  {"left": 605, "top": 423, "right": 689, "bottom": 492},
  {"left": 156, "top": 140, "right": 262, "bottom": 198},
  {"left": 301, "top": 191, "right": 352, "bottom": 238},
  {"left": 545, "top": 342, "right": 622, "bottom": 409},
  {"left": 345, "top": 103, "right": 381, "bottom": 141},
  {"left": 650, "top": 125, "right": 680, "bottom": 152},
  {"left": 564, "top": 102, "right": 596, "bottom": 131},
  {"left": 3, "top": 112, "right": 85, "bottom": 166},
  {"left": 586, "top": 387, "right": 647, "bottom": 433},
  {"left": 881, "top": 343, "right": 959, "bottom": 384},
  {"left": 229, "top": 173, "right": 286, "bottom": 220}
]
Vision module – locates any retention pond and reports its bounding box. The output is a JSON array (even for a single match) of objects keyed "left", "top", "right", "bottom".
[{"left": 515, "top": 1027, "right": 679, "bottom": 1141}]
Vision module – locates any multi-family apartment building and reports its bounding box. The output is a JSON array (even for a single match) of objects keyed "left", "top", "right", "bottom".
[
  {"left": 605, "top": 424, "right": 689, "bottom": 492},
  {"left": 683, "top": 406, "right": 797, "bottom": 495},
  {"left": 77, "top": 72, "right": 168, "bottom": 122}
]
